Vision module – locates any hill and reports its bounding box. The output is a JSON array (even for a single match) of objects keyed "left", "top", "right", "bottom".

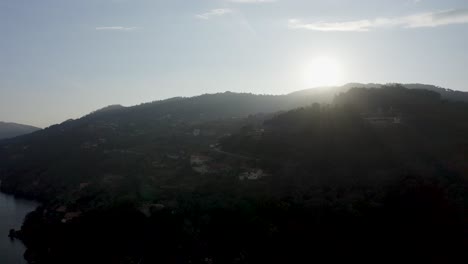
[
  {"left": 291, "top": 83, "right": 468, "bottom": 103},
  {"left": 0, "top": 122, "right": 40, "bottom": 140},
  {"left": 0, "top": 90, "right": 338, "bottom": 201},
  {"left": 223, "top": 85, "right": 468, "bottom": 183},
  {"left": 404, "top": 83, "right": 468, "bottom": 102},
  {"left": 2, "top": 84, "right": 468, "bottom": 263}
]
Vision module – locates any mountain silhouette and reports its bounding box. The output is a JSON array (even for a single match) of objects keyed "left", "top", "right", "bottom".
[
  {"left": 2, "top": 84, "right": 468, "bottom": 264},
  {"left": 0, "top": 122, "right": 40, "bottom": 140}
]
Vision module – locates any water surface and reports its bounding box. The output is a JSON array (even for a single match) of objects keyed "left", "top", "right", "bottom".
[{"left": 0, "top": 192, "right": 37, "bottom": 264}]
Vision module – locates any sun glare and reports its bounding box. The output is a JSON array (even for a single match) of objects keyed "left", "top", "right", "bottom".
[{"left": 302, "top": 56, "right": 344, "bottom": 88}]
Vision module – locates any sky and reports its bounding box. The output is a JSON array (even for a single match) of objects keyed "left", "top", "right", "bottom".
[{"left": 1, "top": 0, "right": 468, "bottom": 127}]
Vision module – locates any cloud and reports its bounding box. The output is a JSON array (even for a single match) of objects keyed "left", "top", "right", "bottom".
[
  {"left": 405, "top": 9, "right": 468, "bottom": 28},
  {"left": 228, "top": 0, "right": 276, "bottom": 3},
  {"left": 95, "top": 26, "right": 138, "bottom": 31},
  {"left": 196, "top": 9, "right": 233, "bottom": 20},
  {"left": 289, "top": 19, "right": 372, "bottom": 32},
  {"left": 289, "top": 9, "right": 468, "bottom": 32}
]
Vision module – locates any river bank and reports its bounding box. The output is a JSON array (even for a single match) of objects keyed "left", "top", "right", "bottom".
[{"left": 0, "top": 192, "right": 38, "bottom": 264}]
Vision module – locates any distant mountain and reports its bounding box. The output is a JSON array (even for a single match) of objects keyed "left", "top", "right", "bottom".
[
  {"left": 403, "top": 83, "right": 468, "bottom": 102},
  {"left": 0, "top": 90, "right": 340, "bottom": 200},
  {"left": 292, "top": 83, "right": 468, "bottom": 103},
  {"left": 1, "top": 83, "right": 465, "bottom": 201},
  {"left": 89, "top": 104, "right": 126, "bottom": 115},
  {"left": 67, "top": 83, "right": 468, "bottom": 129},
  {"left": 4, "top": 84, "right": 468, "bottom": 264},
  {"left": 41, "top": 91, "right": 340, "bottom": 133},
  {"left": 0, "top": 122, "right": 40, "bottom": 140}
]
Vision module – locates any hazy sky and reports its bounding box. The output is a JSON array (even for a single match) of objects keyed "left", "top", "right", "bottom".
[{"left": 1, "top": 0, "right": 468, "bottom": 127}]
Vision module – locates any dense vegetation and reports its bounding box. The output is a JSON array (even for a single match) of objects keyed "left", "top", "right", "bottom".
[{"left": 1, "top": 84, "right": 468, "bottom": 263}]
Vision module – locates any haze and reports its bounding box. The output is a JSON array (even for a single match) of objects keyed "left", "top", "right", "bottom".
[{"left": 1, "top": 0, "right": 468, "bottom": 127}]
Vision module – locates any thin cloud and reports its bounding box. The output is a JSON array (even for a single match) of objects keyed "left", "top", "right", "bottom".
[
  {"left": 289, "top": 19, "right": 372, "bottom": 32},
  {"left": 95, "top": 26, "right": 138, "bottom": 31},
  {"left": 289, "top": 9, "right": 468, "bottom": 32},
  {"left": 196, "top": 9, "right": 233, "bottom": 20},
  {"left": 229, "top": 0, "right": 276, "bottom": 3}
]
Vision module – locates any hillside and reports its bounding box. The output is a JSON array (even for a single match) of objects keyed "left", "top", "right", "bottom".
[
  {"left": 0, "top": 90, "right": 338, "bottom": 201},
  {"left": 223, "top": 85, "right": 468, "bottom": 183},
  {"left": 404, "top": 83, "right": 468, "bottom": 102},
  {"left": 2, "top": 84, "right": 468, "bottom": 263},
  {"left": 0, "top": 122, "right": 40, "bottom": 140},
  {"left": 291, "top": 83, "right": 468, "bottom": 103}
]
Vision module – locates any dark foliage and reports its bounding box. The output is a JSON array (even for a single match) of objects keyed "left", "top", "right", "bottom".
[{"left": 2, "top": 85, "right": 468, "bottom": 263}]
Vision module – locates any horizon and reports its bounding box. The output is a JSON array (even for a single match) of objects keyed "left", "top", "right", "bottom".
[
  {"left": 2, "top": 0, "right": 468, "bottom": 127},
  {"left": 1, "top": 82, "right": 456, "bottom": 128}
]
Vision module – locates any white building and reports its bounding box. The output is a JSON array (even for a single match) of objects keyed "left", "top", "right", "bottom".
[{"left": 239, "top": 169, "right": 266, "bottom": 181}]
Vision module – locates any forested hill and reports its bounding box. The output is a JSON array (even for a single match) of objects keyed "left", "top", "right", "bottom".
[
  {"left": 222, "top": 85, "right": 468, "bottom": 183},
  {"left": 49, "top": 82, "right": 468, "bottom": 131},
  {"left": 0, "top": 84, "right": 466, "bottom": 200},
  {"left": 404, "top": 83, "right": 468, "bottom": 102},
  {"left": 0, "top": 122, "right": 40, "bottom": 140},
  {"left": 80, "top": 90, "right": 337, "bottom": 123},
  {"left": 0, "top": 90, "right": 336, "bottom": 201},
  {"left": 218, "top": 85, "right": 468, "bottom": 261},
  {"left": 2, "top": 84, "right": 468, "bottom": 263},
  {"left": 291, "top": 83, "right": 468, "bottom": 103},
  {"left": 39, "top": 90, "right": 337, "bottom": 134}
]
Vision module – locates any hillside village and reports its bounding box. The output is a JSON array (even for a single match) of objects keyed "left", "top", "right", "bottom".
[{"left": 3, "top": 85, "right": 468, "bottom": 264}]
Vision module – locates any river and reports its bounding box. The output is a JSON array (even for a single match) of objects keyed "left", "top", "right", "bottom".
[{"left": 0, "top": 192, "right": 38, "bottom": 264}]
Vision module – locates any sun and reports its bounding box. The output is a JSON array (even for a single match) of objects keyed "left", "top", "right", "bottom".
[{"left": 302, "top": 56, "right": 344, "bottom": 88}]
